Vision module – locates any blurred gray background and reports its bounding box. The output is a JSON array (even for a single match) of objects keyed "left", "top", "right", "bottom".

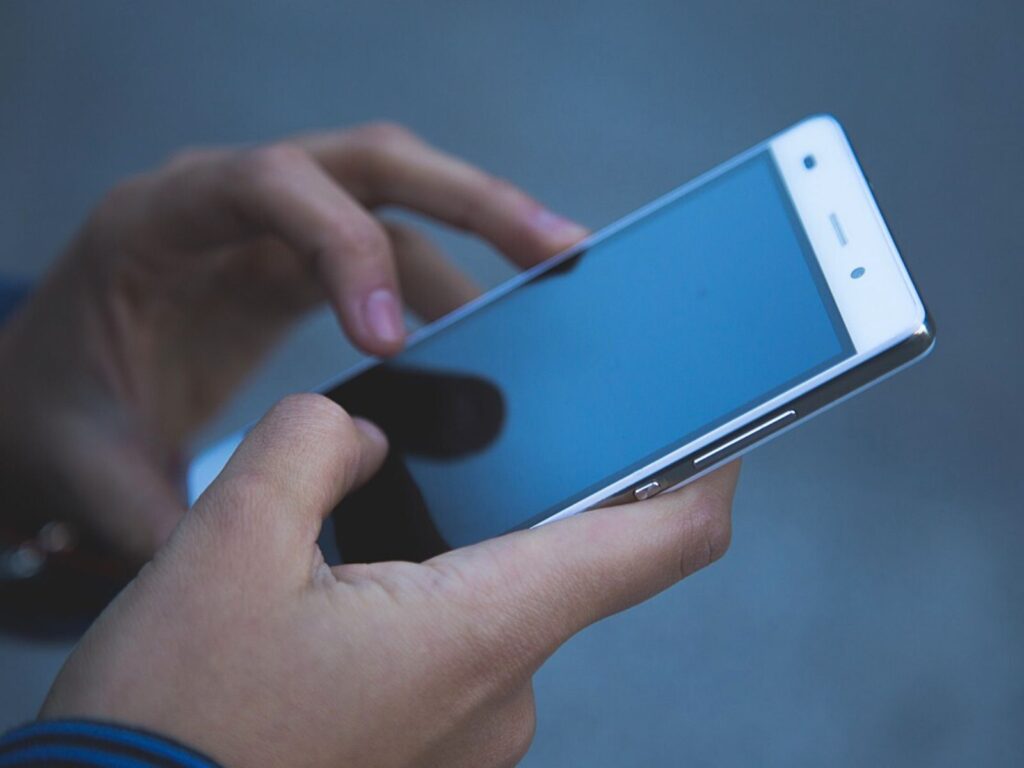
[{"left": 1, "top": 1, "right": 1021, "bottom": 765}]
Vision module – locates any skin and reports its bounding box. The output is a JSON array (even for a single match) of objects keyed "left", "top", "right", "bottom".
[
  {"left": 0, "top": 123, "right": 739, "bottom": 766},
  {"left": 0, "top": 122, "right": 591, "bottom": 562},
  {"left": 41, "top": 394, "right": 738, "bottom": 767}
]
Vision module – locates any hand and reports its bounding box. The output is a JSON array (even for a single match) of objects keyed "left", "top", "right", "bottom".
[
  {"left": 41, "top": 395, "right": 739, "bottom": 768},
  {"left": 0, "top": 123, "right": 587, "bottom": 563}
]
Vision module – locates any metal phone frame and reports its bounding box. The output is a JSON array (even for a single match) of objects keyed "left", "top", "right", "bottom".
[{"left": 582, "top": 319, "right": 935, "bottom": 513}]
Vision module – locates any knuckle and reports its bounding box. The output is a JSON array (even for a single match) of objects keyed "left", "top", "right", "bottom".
[
  {"left": 349, "top": 120, "right": 419, "bottom": 150},
  {"left": 84, "top": 174, "right": 151, "bottom": 245},
  {"left": 336, "top": 214, "right": 389, "bottom": 258},
  {"left": 97, "top": 175, "right": 149, "bottom": 212},
  {"left": 499, "top": 723, "right": 536, "bottom": 767},
  {"left": 422, "top": 555, "right": 481, "bottom": 602},
  {"left": 340, "top": 122, "right": 423, "bottom": 204},
  {"left": 480, "top": 173, "right": 521, "bottom": 200},
  {"left": 687, "top": 484, "right": 734, "bottom": 567},
  {"left": 163, "top": 145, "right": 221, "bottom": 171},
  {"left": 452, "top": 172, "right": 524, "bottom": 231},
  {"left": 507, "top": 691, "right": 538, "bottom": 761},
  {"left": 232, "top": 142, "right": 308, "bottom": 184},
  {"left": 706, "top": 505, "right": 733, "bottom": 563}
]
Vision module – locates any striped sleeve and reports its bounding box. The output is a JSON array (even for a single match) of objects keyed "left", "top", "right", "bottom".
[{"left": 0, "top": 720, "right": 222, "bottom": 768}]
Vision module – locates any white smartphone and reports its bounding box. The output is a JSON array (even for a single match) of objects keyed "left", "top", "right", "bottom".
[{"left": 188, "top": 115, "right": 934, "bottom": 564}]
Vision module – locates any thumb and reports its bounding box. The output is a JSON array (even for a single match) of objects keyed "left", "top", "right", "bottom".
[
  {"left": 430, "top": 462, "right": 739, "bottom": 663},
  {"left": 186, "top": 394, "right": 387, "bottom": 578}
]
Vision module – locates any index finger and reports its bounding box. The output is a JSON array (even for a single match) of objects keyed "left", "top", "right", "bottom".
[
  {"left": 146, "top": 144, "right": 407, "bottom": 355},
  {"left": 429, "top": 462, "right": 740, "bottom": 662},
  {"left": 298, "top": 123, "right": 590, "bottom": 268}
]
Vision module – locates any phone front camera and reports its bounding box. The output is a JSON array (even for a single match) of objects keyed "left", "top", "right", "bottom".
[{"left": 803, "top": 154, "right": 816, "bottom": 170}]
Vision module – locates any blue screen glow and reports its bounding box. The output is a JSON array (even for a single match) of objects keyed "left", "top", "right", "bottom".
[{"left": 325, "top": 151, "right": 852, "bottom": 555}]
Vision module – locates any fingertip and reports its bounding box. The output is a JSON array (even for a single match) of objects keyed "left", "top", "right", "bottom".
[
  {"left": 526, "top": 207, "right": 589, "bottom": 254},
  {"left": 362, "top": 287, "right": 407, "bottom": 353},
  {"left": 355, "top": 332, "right": 407, "bottom": 359},
  {"left": 333, "top": 290, "right": 407, "bottom": 357},
  {"left": 352, "top": 416, "right": 388, "bottom": 452}
]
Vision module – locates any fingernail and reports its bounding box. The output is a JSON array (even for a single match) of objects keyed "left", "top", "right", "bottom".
[
  {"left": 364, "top": 289, "right": 404, "bottom": 345},
  {"left": 529, "top": 208, "right": 589, "bottom": 240},
  {"left": 353, "top": 417, "right": 388, "bottom": 447}
]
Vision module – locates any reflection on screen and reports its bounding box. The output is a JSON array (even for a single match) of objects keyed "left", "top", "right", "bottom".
[{"left": 326, "top": 151, "right": 853, "bottom": 561}]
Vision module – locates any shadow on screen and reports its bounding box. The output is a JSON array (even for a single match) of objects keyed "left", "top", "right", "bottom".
[{"left": 321, "top": 365, "right": 505, "bottom": 563}]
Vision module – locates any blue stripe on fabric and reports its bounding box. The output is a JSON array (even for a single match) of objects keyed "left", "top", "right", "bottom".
[
  {"left": 0, "top": 721, "right": 217, "bottom": 768},
  {"left": 0, "top": 743, "right": 156, "bottom": 768}
]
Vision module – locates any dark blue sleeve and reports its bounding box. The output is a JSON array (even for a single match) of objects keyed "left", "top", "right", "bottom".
[
  {"left": 0, "top": 720, "right": 222, "bottom": 768},
  {"left": 0, "top": 278, "right": 32, "bottom": 326}
]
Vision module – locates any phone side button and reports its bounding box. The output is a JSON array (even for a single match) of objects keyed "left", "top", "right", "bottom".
[
  {"left": 633, "top": 481, "right": 662, "bottom": 501},
  {"left": 692, "top": 409, "right": 798, "bottom": 468}
]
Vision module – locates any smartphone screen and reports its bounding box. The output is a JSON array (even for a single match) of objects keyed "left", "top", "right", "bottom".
[{"left": 324, "top": 149, "right": 856, "bottom": 561}]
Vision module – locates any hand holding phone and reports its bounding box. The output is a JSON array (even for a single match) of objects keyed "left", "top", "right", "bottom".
[
  {"left": 0, "top": 122, "right": 589, "bottom": 634},
  {"left": 190, "top": 115, "right": 933, "bottom": 564},
  {"left": 40, "top": 394, "right": 738, "bottom": 768}
]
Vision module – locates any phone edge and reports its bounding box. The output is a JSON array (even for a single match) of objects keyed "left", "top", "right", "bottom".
[{"left": 534, "top": 314, "right": 936, "bottom": 526}]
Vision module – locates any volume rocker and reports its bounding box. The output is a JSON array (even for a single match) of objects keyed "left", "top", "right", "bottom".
[{"left": 692, "top": 410, "right": 797, "bottom": 468}]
